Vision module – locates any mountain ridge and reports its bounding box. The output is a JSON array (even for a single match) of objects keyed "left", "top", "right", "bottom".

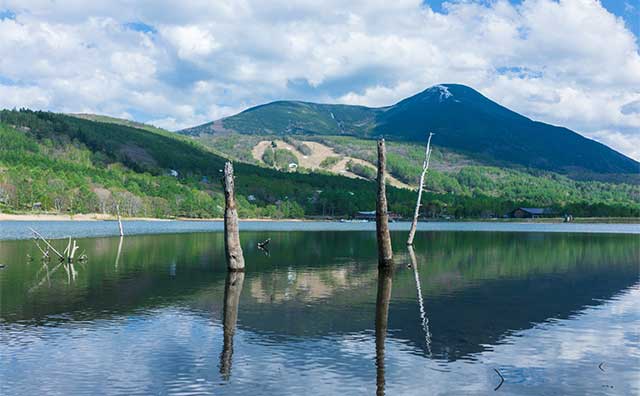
[{"left": 180, "top": 84, "right": 638, "bottom": 178}]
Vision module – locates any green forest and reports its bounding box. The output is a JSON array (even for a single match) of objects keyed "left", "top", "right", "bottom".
[{"left": 0, "top": 109, "right": 638, "bottom": 219}]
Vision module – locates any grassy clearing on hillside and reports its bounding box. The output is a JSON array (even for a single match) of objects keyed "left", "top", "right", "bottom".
[
  {"left": 262, "top": 147, "right": 298, "bottom": 170},
  {"left": 346, "top": 160, "right": 376, "bottom": 180},
  {"left": 320, "top": 156, "right": 340, "bottom": 169}
]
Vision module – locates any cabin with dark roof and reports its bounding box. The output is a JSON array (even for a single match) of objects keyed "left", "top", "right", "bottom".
[
  {"left": 354, "top": 210, "right": 401, "bottom": 221},
  {"left": 509, "top": 207, "right": 554, "bottom": 219}
]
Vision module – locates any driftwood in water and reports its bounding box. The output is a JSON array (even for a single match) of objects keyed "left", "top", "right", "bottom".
[
  {"left": 116, "top": 204, "right": 124, "bottom": 236},
  {"left": 376, "top": 139, "right": 393, "bottom": 266},
  {"left": 30, "top": 228, "right": 85, "bottom": 263},
  {"left": 29, "top": 228, "right": 64, "bottom": 260},
  {"left": 407, "top": 133, "right": 434, "bottom": 246},
  {"left": 375, "top": 265, "right": 394, "bottom": 396},
  {"left": 220, "top": 271, "right": 245, "bottom": 380},
  {"left": 223, "top": 161, "right": 245, "bottom": 271},
  {"left": 64, "top": 237, "right": 80, "bottom": 261}
]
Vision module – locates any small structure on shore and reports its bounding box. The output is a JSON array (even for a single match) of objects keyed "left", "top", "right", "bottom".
[
  {"left": 355, "top": 211, "right": 401, "bottom": 222},
  {"left": 509, "top": 207, "right": 554, "bottom": 219}
]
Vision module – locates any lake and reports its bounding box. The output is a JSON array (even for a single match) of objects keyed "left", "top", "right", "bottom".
[{"left": 0, "top": 223, "right": 638, "bottom": 395}]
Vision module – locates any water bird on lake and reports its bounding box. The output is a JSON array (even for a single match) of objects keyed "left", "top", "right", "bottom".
[{"left": 257, "top": 238, "right": 271, "bottom": 250}]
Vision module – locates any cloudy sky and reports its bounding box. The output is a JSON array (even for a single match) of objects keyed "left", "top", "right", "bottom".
[{"left": 0, "top": 0, "right": 639, "bottom": 159}]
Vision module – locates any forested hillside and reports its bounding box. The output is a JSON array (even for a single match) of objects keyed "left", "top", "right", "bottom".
[{"left": 0, "top": 109, "right": 638, "bottom": 219}]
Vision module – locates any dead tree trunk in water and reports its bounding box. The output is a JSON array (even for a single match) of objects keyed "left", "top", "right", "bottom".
[
  {"left": 376, "top": 139, "right": 393, "bottom": 266},
  {"left": 407, "top": 133, "right": 434, "bottom": 246},
  {"left": 223, "top": 161, "right": 245, "bottom": 271},
  {"left": 116, "top": 204, "right": 124, "bottom": 237},
  {"left": 375, "top": 265, "right": 394, "bottom": 396},
  {"left": 220, "top": 271, "right": 245, "bottom": 380}
]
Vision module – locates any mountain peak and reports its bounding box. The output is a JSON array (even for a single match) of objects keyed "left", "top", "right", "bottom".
[{"left": 425, "top": 84, "right": 454, "bottom": 102}]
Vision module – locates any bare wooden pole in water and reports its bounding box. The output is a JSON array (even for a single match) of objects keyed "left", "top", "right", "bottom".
[
  {"left": 220, "top": 271, "right": 245, "bottom": 380},
  {"left": 376, "top": 139, "right": 393, "bottom": 266},
  {"left": 116, "top": 204, "right": 124, "bottom": 237},
  {"left": 375, "top": 265, "right": 394, "bottom": 396},
  {"left": 407, "top": 133, "right": 434, "bottom": 246},
  {"left": 223, "top": 161, "right": 245, "bottom": 271}
]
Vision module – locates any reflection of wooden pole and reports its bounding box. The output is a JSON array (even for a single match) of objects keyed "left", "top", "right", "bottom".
[
  {"left": 115, "top": 236, "right": 124, "bottom": 269},
  {"left": 376, "top": 139, "right": 393, "bottom": 267},
  {"left": 375, "top": 266, "right": 393, "bottom": 396},
  {"left": 220, "top": 271, "right": 245, "bottom": 380},
  {"left": 116, "top": 204, "right": 124, "bottom": 237},
  {"left": 408, "top": 246, "right": 432, "bottom": 356},
  {"left": 407, "top": 133, "right": 433, "bottom": 246},
  {"left": 223, "top": 162, "right": 245, "bottom": 271}
]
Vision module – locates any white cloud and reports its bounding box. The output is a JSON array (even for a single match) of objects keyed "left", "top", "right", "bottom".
[
  {"left": 589, "top": 129, "right": 640, "bottom": 161},
  {"left": 160, "top": 25, "right": 219, "bottom": 59},
  {"left": 0, "top": 0, "right": 638, "bottom": 160}
]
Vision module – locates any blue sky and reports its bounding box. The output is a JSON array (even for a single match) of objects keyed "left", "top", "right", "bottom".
[{"left": 0, "top": 0, "right": 639, "bottom": 159}]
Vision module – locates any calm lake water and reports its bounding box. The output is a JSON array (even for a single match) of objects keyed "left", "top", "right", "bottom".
[
  {"left": 0, "top": 224, "right": 638, "bottom": 395},
  {"left": 1, "top": 220, "right": 639, "bottom": 240}
]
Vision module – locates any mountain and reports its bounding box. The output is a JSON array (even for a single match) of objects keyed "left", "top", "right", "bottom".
[{"left": 180, "top": 84, "right": 639, "bottom": 177}]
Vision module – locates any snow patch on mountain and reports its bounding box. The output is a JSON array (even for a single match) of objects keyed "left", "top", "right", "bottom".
[{"left": 435, "top": 85, "right": 453, "bottom": 101}]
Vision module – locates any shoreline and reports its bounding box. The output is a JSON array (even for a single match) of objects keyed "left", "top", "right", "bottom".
[
  {"left": 0, "top": 213, "right": 308, "bottom": 222},
  {"left": 0, "top": 212, "right": 637, "bottom": 224}
]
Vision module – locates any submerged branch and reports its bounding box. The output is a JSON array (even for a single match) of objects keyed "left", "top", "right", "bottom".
[
  {"left": 29, "top": 228, "right": 64, "bottom": 260},
  {"left": 493, "top": 368, "right": 505, "bottom": 391}
]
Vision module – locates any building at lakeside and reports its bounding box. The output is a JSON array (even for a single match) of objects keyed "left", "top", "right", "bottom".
[
  {"left": 354, "top": 210, "right": 402, "bottom": 221},
  {"left": 508, "top": 207, "right": 555, "bottom": 219}
]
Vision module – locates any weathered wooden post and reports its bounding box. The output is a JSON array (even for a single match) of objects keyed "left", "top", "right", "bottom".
[
  {"left": 116, "top": 204, "right": 124, "bottom": 237},
  {"left": 375, "top": 265, "right": 393, "bottom": 396},
  {"left": 220, "top": 271, "right": 245, "bottom": 380},
  {"left": 376, "top": 139, "right": 393, "bottom": 266},
  {"left": 223, "top": 161, "right": 245, "bottom": 271},
  {"left": 407, "top": 133, "right": 434, "bottom": 246}
]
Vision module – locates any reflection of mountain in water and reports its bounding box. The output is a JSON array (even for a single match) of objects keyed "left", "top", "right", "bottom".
[{"left": 0, "top": 231, "right": 637, "bottom": 362}]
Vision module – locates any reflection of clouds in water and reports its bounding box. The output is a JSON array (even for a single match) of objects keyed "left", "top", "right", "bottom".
[
  {"left": 484, "top": 284, "right": 639, "bottom": 365},
  {"left": 237, "top": 284, "right": 640, "bottom": 395},
  {"left": 1, "top": 285, "right": 638, "bottom": 395},
  {"left": 0, "top": 310, "right": 222, "bottom": 395},
  {"left": 249, "top": 267, "right": 369, "bottom": 303}
]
